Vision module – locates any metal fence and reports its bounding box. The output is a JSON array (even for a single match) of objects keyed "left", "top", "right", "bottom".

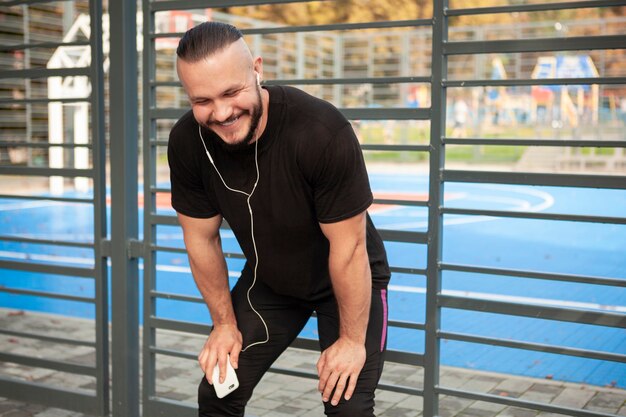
[
  {"left": 0, "top": 0, "right": 108, "bottom": 415},
  {"left": 0, "top": 0, "right": 625, "bottom": 416}
]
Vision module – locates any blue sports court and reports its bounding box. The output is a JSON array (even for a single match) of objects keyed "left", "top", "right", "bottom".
[{"left": 1, "top": 172, "right": 625, "bottom": 388}]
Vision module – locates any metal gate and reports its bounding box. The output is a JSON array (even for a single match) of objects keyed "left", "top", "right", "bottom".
[
  {"left": 139, "top": 1, "right": 626, "bottom": 417},
  {"left": 0, "top": 0, "right": 108, "bottom": 415}
]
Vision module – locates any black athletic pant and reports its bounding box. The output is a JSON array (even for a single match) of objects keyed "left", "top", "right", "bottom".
[{"left": 198, "top": 273, "right": 388, "bottom": 417}]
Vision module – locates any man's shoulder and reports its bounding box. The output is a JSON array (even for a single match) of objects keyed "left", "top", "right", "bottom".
[{"left": 170, "top": 110, "right": 196, "bottom": 136}]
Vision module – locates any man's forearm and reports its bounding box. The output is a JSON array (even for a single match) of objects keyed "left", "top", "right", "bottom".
[
  {"left": 328, "top": 244, "right": 371, "bottom": 344},
  {"left": 186, "top": 235, "right": 237, "bottom": 327}
]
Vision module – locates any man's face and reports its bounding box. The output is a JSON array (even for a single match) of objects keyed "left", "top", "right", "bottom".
[{"left": 177, "top": 39, "right": 265, "bottom": 150}]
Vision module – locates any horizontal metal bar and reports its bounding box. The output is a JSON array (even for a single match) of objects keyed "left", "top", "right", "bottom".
[
  {"left": 151, "top": 187, "right": 171, "bottom": 194},
  {"left": 440, "top": 262, "right": 626, "bottom": 288},
  {"left": 444, "top": 76, "right": 626, "bottom": 88},
  {"left": 0, "top": 166, "right": 93, "bottom": 178},
  {"left": 150, "top": 0, "right": 316, "bottom": 12},
  {"left": 150, "top": 346, "right": 195, "bottom": 361},
  {"left": 0, "top": 377, "right": 98, "bottom": 415},
  {"left": 443, "top": 170, "right": 626, "bottom": 190},
  {"left": 150, "top": 244, "right": 187, "bottom": 254},
  {"left": 240, "top": 19, "right": 433, "bottom": 35},
  {"left": 389, "top": 266, "right": 427, "bottom": 276},
  {"left": 151, "top": 108, "right": 186, "bottom": 120},
  {"left": 264, "top": 76, "right": 432, "bottom": 86},
  {"left": 0, "top": 141, "right": 92, "bottom": 149},
  {"left": 0, "top": 352, "right": 96, "bottom": 376},
  {"left": 0, "top": 259, "right": 95, "bottom": 278},
  {"left": 388, "top": 319, "right": 426, "bottom": 331},
  {"left": 148, "top": 316, "right": 210, "bottom": 336},
  {"left": 151, "top": 215, "right": 179, "bottom": 226},
  {"left": 437, "top": 386, "right": 620, "bottom": 417},
  {"left": 439, "top": 294, "right": 626, "bottom": 328},
  {"left": 153, "top": 75, "right": 432, "bottom": 88},
  {"left": 0, "top": 328, "right": 95, "bottom": 348},
  {"left": 378, "top": 229, "right": 428, "bottom": 244},
  {"left": 341, "top": 107, "right": 430, "bottom": 121},
  {"left": 155, "top": 19, "right": 433, "bottom": 39},
  {"left": 442, "top": 207, "right": 626, "bottom": 225},
  {"left": 151, "top": 107, "right": 431, "bottom": 121},
  {"left": 373, "top": 198, "right": 429, "bottom": 208},
  {"left": 0, "top": 40, "right": 91, "bottom": 53},
  {"left": 444, "top": 35, "right": 626, "bottom": 55},
  {"left": 445, "top": 0, "right": 626, "bottom": 16},
  {"left": 385, "top": 349, "right": 425, "bottom": 367},
  {"left": 0, "top": 194, "right": 93, "bottom": 204},
  {"left": 443, "top": 138, "right": 626, "bottom": 148},
  {"left": 0, "top": 234, "right": 95, "bottom": 248},
  {"left": 0, "top": 97, "right": 91, "bottom": 105},
  {"left": 0, "top": 287, "right": 94, "bottom": 304},
  {"left": 2, "top": 0, "right": 74, "bottom": 6},
  {"left": 152, "top": 246, "right": 243, "bottom": 262},
  {"left": 0, "top": 67, "right": 91, "bottom": 80},
  {"left": 377, "top": 380, "right": 424, "bottom": 397},
  {"left": 361, "top": 144, "right": 430, "bottom": 152},
  {"left": 151, "top": 291, "right": 203, "bottom": 304},
  {"left": 439, "top": 331, "right": 626, "bottom": 363}
]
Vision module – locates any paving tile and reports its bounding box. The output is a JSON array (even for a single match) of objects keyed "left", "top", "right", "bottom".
[
  {"left": 438, "top": 396, "right": 473, "bottom": 414},
  {"left": 394, "top": 394, "right": 424, "bottom": 411},
  {"left": 457, "top": 408, "right": 498, "bottom": 417},
  {"left": 380, "top": 406, "right": 420, "bottom": 417},
  {"left": 550, "top": 386, "right": 595, "bottom": 409},
  {"left": 496, "top": 406, "right": 539, "bottom": 417},
  {"left": 585, "top": 390, "right": 626, "bottom": 412},
  {"left": 469, "top": 400, "right": 507, "bottom": 414}
]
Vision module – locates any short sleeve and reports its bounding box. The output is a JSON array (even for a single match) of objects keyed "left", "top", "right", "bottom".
[
  {"left": 168, "top": 125, "right": 219, "bottom": 219},
  {"left": 312, "top": 124, "right": 373, "bottom": 223}
]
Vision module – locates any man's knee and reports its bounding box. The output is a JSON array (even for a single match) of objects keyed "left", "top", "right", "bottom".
[
  {"left": 198, "top": 377, "right": 250, "bottom": 417},
  {"left": 323, "top": 393, "right": 375, "bottom": 417}
]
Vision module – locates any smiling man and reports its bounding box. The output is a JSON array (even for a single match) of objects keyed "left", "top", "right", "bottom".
[{"left": 168, "top": 21, "right": 390, "bottom": 417}]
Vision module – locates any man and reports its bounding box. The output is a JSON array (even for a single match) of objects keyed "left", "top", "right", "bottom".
[{"left": 168, "top": 21, "right": 390, "bottom": 417}]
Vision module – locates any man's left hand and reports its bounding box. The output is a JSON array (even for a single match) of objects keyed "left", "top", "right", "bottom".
[{"left": 316, "top": 337, "right": 366, "bottom": 406}]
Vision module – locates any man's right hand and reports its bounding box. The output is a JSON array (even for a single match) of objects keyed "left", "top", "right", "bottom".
[{"left": 198, "top": 323, "right": 243, "bottom": 385}]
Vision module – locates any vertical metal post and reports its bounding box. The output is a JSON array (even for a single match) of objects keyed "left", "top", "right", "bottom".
[
  {"left": 109, "top": 0, "right": 140, "bottom": 416},
  {"left": 141, "top": 0, "right": 158, "bottom": 411},
  {"left": 424, "top": 0, "right": 447, "bottom": 416},
  {"left": 89, "top": 0, "right": 109, "bottom": 414},
  {"left": 22, "top": 5, "right": 33, "bottom": 165}
]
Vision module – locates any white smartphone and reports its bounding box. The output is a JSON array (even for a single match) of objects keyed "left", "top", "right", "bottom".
[{"left": 209, "top": 356, "right": 239, "bottom": 399}]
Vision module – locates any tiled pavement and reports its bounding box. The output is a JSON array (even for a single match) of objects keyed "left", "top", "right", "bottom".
[{"left": 0, "top": 309, "right": 624, "bottom": 417}]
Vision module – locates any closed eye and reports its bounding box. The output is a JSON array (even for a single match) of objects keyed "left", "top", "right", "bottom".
[{"left": 223, "top": 89, "right": 241, "bottom": 98}]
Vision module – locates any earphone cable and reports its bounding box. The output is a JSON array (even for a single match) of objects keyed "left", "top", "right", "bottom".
[{"left": 198, "top": 125, "right": 269, "bottom": 351}]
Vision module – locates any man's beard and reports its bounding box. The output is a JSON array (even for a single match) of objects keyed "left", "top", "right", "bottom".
[{"left": 210, "top": 86, "right": 263, "bottom": 153}]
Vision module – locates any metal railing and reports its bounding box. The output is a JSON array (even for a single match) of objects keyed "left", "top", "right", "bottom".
[{"left": 0, "top": 0, "right": 108, "bottom": 415}]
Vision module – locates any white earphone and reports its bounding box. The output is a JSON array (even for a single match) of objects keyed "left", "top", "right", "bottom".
[
  {"left": 198, "top": 125, "right": 269, "bottom": 351},
  {"left": 255, "top": 72, "right": 260, "bottom": 86}
]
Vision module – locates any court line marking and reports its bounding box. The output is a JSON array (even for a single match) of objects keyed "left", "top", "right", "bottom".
[
  {"left": 387, "top": 284, "right": 626, "bottom": 313},
  {"left": 1, "top": 250, "right": 623, "bottom": 314},
  {"left": 379, "top": 184, "right": 555, "bottom": 230}
]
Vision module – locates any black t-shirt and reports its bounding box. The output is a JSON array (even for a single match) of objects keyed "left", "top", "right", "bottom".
[{"left": 168, "top": 85, "right": 390, "bottom": 300}]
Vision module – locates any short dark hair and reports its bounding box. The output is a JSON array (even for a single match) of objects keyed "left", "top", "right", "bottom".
[{"left": 176, "top": 21, "right": 243, "bottom": 62}]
